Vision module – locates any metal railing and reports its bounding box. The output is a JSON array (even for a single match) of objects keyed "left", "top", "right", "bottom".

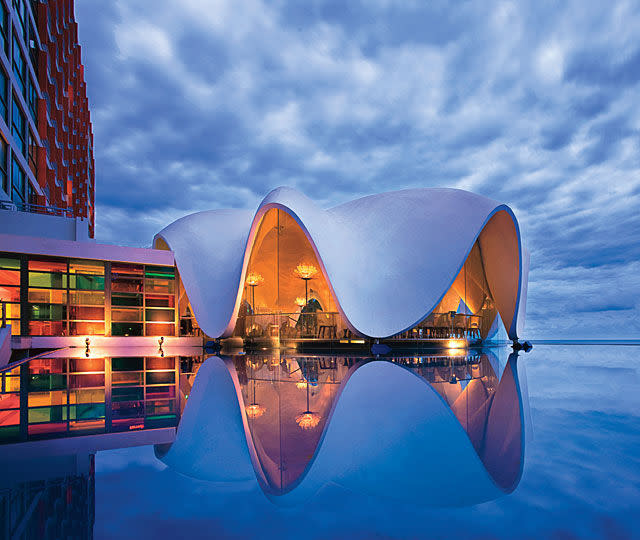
[
  {"left": 0, "top": 200, "right": 76, "bottom": 218},
  {"left": 242, "top": 311, "right": 343, "bottom": 340},
  {"left": 390, "top": 312, "right": 483, "bottom": 340}
]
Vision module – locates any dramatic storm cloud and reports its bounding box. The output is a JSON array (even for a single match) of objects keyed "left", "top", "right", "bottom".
[{"left": 75, "top": 0, "right": 640, "bottom": 339}]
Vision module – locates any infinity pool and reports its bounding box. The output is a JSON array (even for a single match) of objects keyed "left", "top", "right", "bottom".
[{"left": 3, "top": 344, "right": 640, "bottom": 539}]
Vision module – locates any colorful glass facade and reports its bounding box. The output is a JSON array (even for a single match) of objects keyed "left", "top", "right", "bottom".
[
  {"left": 0, "top": 252, "right": 178, "bottom": 337},
  {"left": 0, "top": 355, "right": 181, "bottom": 444}
]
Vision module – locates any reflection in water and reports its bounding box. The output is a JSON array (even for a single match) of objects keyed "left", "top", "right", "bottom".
[
  {"left": 230, "top": 350, "right": 526, "bottom": 497},
  {"left": 0, "top": 345, "right": 527, "bottom": 534},
  {"left": 0, "top": 454, "right": 95, "bottom": 540}
]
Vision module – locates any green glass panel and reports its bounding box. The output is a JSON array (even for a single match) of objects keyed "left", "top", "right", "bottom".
[
  {"left": 69, "top": 403, "right": 105, "bottom": 420},
  {"left": 145, "top": 308, "right": 174, "bottom": 322},
  {"left": 144, "top": 266, "right": 175, "bottom": 278},
  {"left": 29, "top": 303, "right": 66, "bottom": 321},
  {"left": 28, "top": 272, "right": 67, "bottom": 288},
  {"left": 28, "top": 405, "right": 67, "bottom": 423},
  {"left": 112, "top": 387, "right": 144, "bottom": 402},
  {"left": 28, "top": 373, "right": 66, "bottom": 391},
  {"left": 111, "top": 294, "right": 143, "bottom": 307},
  {"left": 144, "top": 415, "right": 177, "bottom": 429},
  {"left": 111, "top": 357, "right": 143, "bottom": 372},
  {"left": 70, "top": 274, "right": 105, "bottom": 290},
  {"left": 0, "top": 257, "right": 20, "bottom": 270},
  {"left": 0, "top": 425, "right": 20, "bottom": 441},
  {"left": 111, "top": 322, "right": 143, "bottom": 336},
  {"left": 146, "top": 371, "right": 175, "bottom": 385}
]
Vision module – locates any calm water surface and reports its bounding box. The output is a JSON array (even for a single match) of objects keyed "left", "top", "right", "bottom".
[
  {"left": 88, "top": 344, "right": 640, "bottom": 540},
  {"left": 3, "top": 344, "right": 638, "bottom": 539}
]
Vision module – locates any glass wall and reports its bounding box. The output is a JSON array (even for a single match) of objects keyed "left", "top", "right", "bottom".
[
  {"left": 0, "top": 355, "right": 180, "bottom": 443},
  {"left": 0, "top": 256, "right": 20, "bottom": 335},
  {"left": 234, "top": 208, "right": 350, "bottom": 344},
  {"left": 0, "top": 252, "right": 178, "bottom": 337},
  {"left": 392, "top": 240, "right": 499, "bottom": 341}
]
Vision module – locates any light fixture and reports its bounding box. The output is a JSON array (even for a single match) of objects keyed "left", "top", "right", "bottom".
[
  {"left": 294, "top": 296, "right": 306, "bottom": 307},
  {"left": 245, "top": 403, "right": 266, "bottom": 419},
  {"left": 245, "top": 272, "right": 264, "bottom": 310},
  {"left": 294, "top": 263, "right": 318, "bottom": 305},
  {"left": 245, "top": 378, "right": 266, "bottom": 419},
  {"left": 294, "top": 263, "right": 318, "bottom": 280},
  {"left": 295, "top": 411, "right": 321, "bottom": 430},
  {"left": 295, "top": 374, "right": 320, "bottom": 430}
]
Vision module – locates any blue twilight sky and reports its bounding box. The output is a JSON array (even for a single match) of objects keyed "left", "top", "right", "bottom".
[{"left": 74, "top": 1, "right": 640, "bottom": 340}]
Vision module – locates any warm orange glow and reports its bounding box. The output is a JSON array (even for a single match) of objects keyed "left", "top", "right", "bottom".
[
  {"left": 295, "top": 380, "right": 308, "bottom": 390},
  {"left": 294, "top": 263, "right": 318, "bottom": 280},
  {"left": 447, "top": 339, "right": 467, "bottom": 350},
  {"left": 245, "top": 272, "right": 264, "bottom": 287},
  {"left": 245, "top": 403, "right": 266, "bottom": 419},
  {"left": 294, "top": 296, "right": 306, "bottom": 307},
  {"left": 295, "top": 411, "right": 321, "bottom": 429}
]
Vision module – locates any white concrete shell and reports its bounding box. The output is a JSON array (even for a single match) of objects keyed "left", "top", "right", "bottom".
[{"left": 154, "top": 187, "right": 527, "bottom": 340}]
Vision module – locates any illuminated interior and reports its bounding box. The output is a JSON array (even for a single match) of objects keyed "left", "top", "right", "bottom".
[
  {"left": 393, "top": 239, "right": 499, "bottom": 341},
  {"left": 234, "top": 208, "right": 351, "bottom": 343},
  {"left": 0, "top": 253, "right": 179, "bottom": 337},
  {"left": 234, "top": 208, "right": 517, "bottom": 344}
]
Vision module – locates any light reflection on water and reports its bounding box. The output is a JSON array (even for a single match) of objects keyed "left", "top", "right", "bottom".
[{"left": 2, "top": 344, "right": 640, "bottom": 539}]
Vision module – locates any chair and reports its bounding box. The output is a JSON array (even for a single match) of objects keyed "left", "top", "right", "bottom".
[{"left": 453, "top": 314, "right": 467, "bottom": 338}]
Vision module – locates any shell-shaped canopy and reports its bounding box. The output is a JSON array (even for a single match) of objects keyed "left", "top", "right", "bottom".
[{"left": 154, "top": 187, "right": 526, "bottom": 339}]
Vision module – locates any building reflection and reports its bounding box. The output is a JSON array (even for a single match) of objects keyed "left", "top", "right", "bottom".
[
  {"left": 229, "top": 349, "right": 525, "bottom": 496},
  {"left": 0, "top": 454, "right": 95, "bottom": 540}
]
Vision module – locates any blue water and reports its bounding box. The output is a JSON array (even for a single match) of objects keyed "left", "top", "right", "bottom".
[{"left": 91, "top": 344, "right": 640, "bottom": 539}]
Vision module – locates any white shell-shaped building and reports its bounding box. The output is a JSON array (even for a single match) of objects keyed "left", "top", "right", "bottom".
[{"left": 154, "top": 187, "right": 529, "bottom": 342}]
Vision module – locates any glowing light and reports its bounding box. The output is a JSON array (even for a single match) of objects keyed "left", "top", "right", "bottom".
[
  {"left": 447, "top": 339, "right": 466, "bottom": 350},
  {"left": 294, "top": 263, "right": 318, "bottom": 280},
  {"left": 245, "top": 403, "right": 266, "bottom": 419},
  {"left": 245, "top": 272, "right": 264, "bottom": 287},
  {"left": 294, "top": 296, "right": 306, "bottom": 307},
  {"left": 296, "top": 381, "right": 308, "bottom": 390},
  {"left": 295, "top": 411, "right": 321, "bottom": 430}
]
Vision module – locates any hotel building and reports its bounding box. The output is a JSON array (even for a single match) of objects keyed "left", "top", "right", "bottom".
[{"left": 0, "top": 0, "right": 94, "bottom": 234}]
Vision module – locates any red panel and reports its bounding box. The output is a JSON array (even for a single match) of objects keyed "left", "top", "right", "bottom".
[{"left": 36, "top": 0, "right": 95, "bottom": 236}]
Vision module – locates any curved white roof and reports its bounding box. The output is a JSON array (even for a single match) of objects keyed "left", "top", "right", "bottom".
[{"left": 154, "top": 187, "right": 527, "bottom": 339}]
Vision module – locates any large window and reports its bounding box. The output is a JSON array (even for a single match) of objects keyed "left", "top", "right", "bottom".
[
  {"left": 27, "top": 258, "right": 106, "bottom": 336},
  {"left": 0, "top": 256, "right": 21, "bottom": 335},
  {"left": 27, "top": 129, "right": 36, "bottom": 175},
  {"left": 11, "top": 156, "right": 25, "bottom": 204},
  {"left": 28, "top": 258, "right": 68, "bottom": 336},
  {"left": 236, "top": 208, "right": 346, "bottom": 342},
  {"left": 0, "top": 3, "right": 7, "bottom": 56},
  {"left": 68, "top": 259, "right": 105, "bottom": 335},
  {"left": 0, "top": 69, "right": 7, "bottom": 121},
  {"left": 110, "top": 264, "right": 176, "bottom": 336},
  {"left": 111, "top": 263, "right": 144, "bottom": 336},
  {"left": 12, "top": 99, "right": 25, "bottom": 156},
  {"left": 13, "top": 0, "right": 27, "bottom": 42},
  {"left": 144, "top": 266, "right": 176, "bottom": 336},
  {"left": 0, "top": 138, "right": 7, "bottom": 195},
  {"left": 27, "top": 77, "right": 37, "bottom": 120},
  {"left": 12, "top": 37, "right": 25, "bottom": 97}
]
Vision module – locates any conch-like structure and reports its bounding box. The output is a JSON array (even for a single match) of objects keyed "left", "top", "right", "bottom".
[{"left": 154, "top": 187, "right": 529, "bottom": 339}]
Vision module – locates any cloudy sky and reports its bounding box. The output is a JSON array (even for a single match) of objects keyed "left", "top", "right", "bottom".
[{"left": 75, "top": 0, "right": 640, "bottom": 340}]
